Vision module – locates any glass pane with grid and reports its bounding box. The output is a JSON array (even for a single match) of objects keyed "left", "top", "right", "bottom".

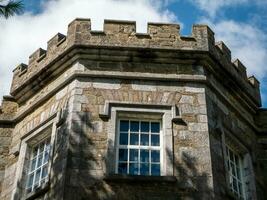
[
  {"left": 26, "top": 138, "right": 51, "bottom": 193},
  {"left": 226, "top": 146, "right": 245, "bottom": 200},
  {"left": 117, "top": 120, "right": 161, "bottom": 176}
]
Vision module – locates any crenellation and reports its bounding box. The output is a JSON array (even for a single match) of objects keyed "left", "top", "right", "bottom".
[
  {"left": 233, "top": 59, "right": 247, "bottom": 78},
  {"left": 147, "top": 22, "right": 180, "bottom": 38},
  {"left": 9, "top": 18, "right": 262, "bottom": 108},
  {"left": 12, "top": 63, "right": 28, "bottom": 78},
  {"left": 215, "top": 41, "right": 231, "bottom": 61},
  {"left": 28, "top": 48, "right": 46, "bottom": 65},
  {"left": 14, "top": 63, "right": 27, "bottom": 73},
  {"left": 47, "top": 32, "right": 66, "bottom": 53},
  {"left": 104, "top": 19, "right": 136, "bottom": 34},
  {"left": 67, "top": 18, "right": 91, "bottom": 44},
  {"left": 248, "top": 75, "right": 260, "bottom": 89},
  {"left": 192, "top": 24, "right": 215, "bottom": 51}
]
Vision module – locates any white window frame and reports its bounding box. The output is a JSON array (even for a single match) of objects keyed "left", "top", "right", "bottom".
[
  {"left": 26, "top": 136, "right": 51, "bottom": 193},
  {"left": 221, "top": 130, "right": 257, "bottom": 200},
  {"left": 104, "top": 101, "right": 175, "bottom": 177},
  {"left": 225, "top": 144, "right": 246, "bottom": 199},
  {"left": 115, "top": 118, "right": 163, "bottom": 176},
  {"left": 12, "top": 113, "right": 59, "bottom": 199}
]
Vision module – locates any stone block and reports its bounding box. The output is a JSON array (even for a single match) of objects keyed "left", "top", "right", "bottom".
[
  {"left": 197, "top": 115, "right": 208, "bottom": 123},
  {"left": 132, "top": 81, "right": 157, "bottom": 91},
  {"left": 197, "top": 93, "right": 206, "bottom": 105},
  {"left": 188, "top": 123, "right": 208, "bottom": 132},
  {"left": 184, "top": 87, "right": 205, "bottom": 93},
  {"left": 92, "top": 79, "right": 121, "bottom": 90},
  {"left": 179, "top": 95, "right": 194, "bottom": 104}
]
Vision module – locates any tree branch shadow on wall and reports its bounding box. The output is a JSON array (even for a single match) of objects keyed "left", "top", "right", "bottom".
[
  {"left": 13, "top": 108, "right": 213, "bottom": 200},
  {"left": 63, "top": 111, "right": 214, "bottom": 200},
  {"left": 166, "top": 147, "right": 213, "bottom": 200}
]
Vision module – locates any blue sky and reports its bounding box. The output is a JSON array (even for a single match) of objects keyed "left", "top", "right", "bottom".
[{"left": 1, "top": 0, "right": 267, "bottom": 107}]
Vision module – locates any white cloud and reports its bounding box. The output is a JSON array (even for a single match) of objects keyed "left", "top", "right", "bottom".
[
  {"left": 0, "top": 0, "right": 177, "bottom": 102},
  {"left": 188, "top": 0, "right": 267, "bottom": 18},
  {"left": 188, "top": 0, "right": 247, "bottom": 17},
  {"left": 201, "top": 18, "right": 267, "bottom": 106},
  {"left": 201, "top": 19, "right": 267, "bottom": 80}
]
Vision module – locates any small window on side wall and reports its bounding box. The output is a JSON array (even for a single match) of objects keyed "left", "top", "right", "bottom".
[
  {"left": 23, "top": 124, "right": 54, "bottom": 196},
  {"left": 26, "top": 137, "right": 51, "bottom": 193},
  {"left": 225, "top": 145, "right": 246, "bottom": 200}
]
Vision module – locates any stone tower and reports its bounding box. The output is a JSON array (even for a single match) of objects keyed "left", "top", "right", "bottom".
[{"left": 0, "top": 18, "right": 266, "bottom": 200}]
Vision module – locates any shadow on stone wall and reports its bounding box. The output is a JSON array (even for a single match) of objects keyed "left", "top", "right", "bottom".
[
  {"left": 13, "top": 108, "right": 213, "bottom": 200},
  {"left": 63, "top": 110, "right": 213, "bottom": 200}
]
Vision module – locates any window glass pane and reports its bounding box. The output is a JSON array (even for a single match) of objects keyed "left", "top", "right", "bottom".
[
  {"left": 140, "top": 134, "right": 149, "bottom": 146},
  {"left": 151, "top": 122, "right": 160, "bottom": 133},
  {"left": 140, "top": 163, "right": 149, "bottom": 175},
  {"left": 41, "top": 164, "right": 48, "bottom": 179},
  {"left": 44, "top": 150, "right": 50, "bottom": 164},
  {"left": 30, "top": 158, "right": 36, "bottom": 172},
  {"left": 151, "top": 150, "right": 160, "bottom": 162},
  {"left": 45, "top": 143, "right": 51, "bottom": 152},
  {"left": 151, "top": 135, "right": 160, "bottom": 146},
  {"left": 119, "top": 133, "right": 128, "bottom": 145},
  {"left": 119, "top": 149, "right": 128, "bottom": 161},
  {"left": 151, "top": 164, "right": 160, "bottom": 176},
  {"left": 130, "top": 133, "right": 139, "bottom": 145},
  {"left": 39, "top": 142, "right": 45, "bottom": 153},
  {"left": 141, "top": 122, "right": 149, "bottom": 132},
  {"left": 130, "top": 149, "right": 138, "bottom": 161},
  {"left": 130, "top": 121, "right": 139, "bottom": 132},
  {"left": 37, "top": 153, "right": 43, "bottom": 168},
  {"left": 140, "top": 150, "right": 149, "bottom": 162},
  {"left": 120, "top": 120, "right": 129, "bottom": 132},
  {"left": 35, "top": 169, "right": 41, "bottom": 185},
  {"left": 118, "top": 163, "right": 127, "bottom": 174},
  {"left": 27, "top": 173, "right": 34, "bottom": 189},
  {"left": 129, "top": 163, "right": 139, "bottom": 175},
  {"left": 33, "top": 147, "right": 38, "bottom": 158}
]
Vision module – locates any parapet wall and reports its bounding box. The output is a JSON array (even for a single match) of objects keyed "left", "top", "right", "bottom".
[{"left": 10, "top": 18, "right": 260, "bottom": 106}]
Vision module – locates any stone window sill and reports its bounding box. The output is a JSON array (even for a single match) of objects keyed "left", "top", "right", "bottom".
[
  {"left": 25, "top": 182, "right": 50, "bottom": 200},
  {"left": 104, "top": 174, "right": 177, "bottom": 183}
]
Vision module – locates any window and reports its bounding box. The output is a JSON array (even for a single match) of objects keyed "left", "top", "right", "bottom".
[
  {"left": 103, "top": 101, "right": 174, "bottom": 177},
  {"left": 12, "top": 114, "right": 58, "bottom": 199},
  {"left": 116, "top": 119, "right": 162, "bottom": 176},
  {"left": 26, "top": 137, "right": 51, "bottom": 193},
  {"left": 225, "top": 145, "right": 246, "bottom": 199}
]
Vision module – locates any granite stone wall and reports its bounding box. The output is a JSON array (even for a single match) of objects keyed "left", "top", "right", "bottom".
[
  {"left": 63, "top": 75, "right": 213, "bottom": 200},
  {"left": 0, "top": 19, "right": 266, "bottom": 200}
]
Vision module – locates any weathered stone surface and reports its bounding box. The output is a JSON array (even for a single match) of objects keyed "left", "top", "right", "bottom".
[{"left": 0, "top": 18, "right": 266, "bottom": 200}]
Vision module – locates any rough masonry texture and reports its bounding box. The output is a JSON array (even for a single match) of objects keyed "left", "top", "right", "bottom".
[{"left": 0, "top": 18, "right": 266, "bottom": 200}]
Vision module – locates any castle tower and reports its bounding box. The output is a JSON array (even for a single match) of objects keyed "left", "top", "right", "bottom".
[{"left": 0, "top": 18, "right": 266, "bottom": 200}]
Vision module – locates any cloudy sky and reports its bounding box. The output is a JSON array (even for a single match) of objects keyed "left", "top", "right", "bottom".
[{"left": 0, "top": 0, "right": 267, "bottom": 107}]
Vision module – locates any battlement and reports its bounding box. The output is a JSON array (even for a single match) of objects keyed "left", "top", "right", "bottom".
[{"left": 10, "top": 18, "right": 261, "bottom": 106}]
